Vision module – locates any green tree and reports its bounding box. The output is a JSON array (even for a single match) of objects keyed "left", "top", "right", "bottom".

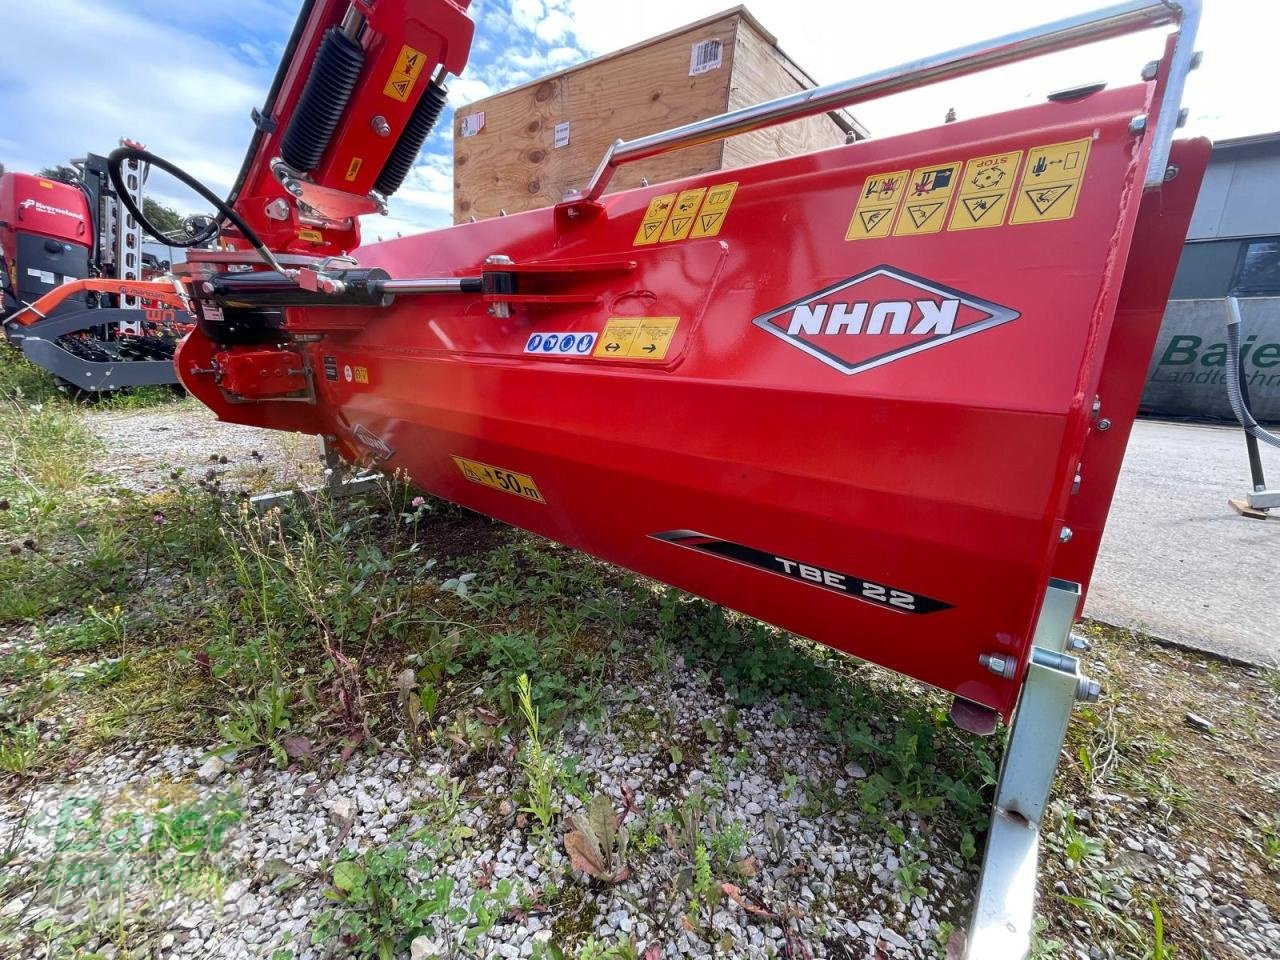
[
  {"left": 38, "top": 164, "right": 79, "bottom": 183},
  {"left": 142, "top": 197, "right": 187, "bottom": 235}
]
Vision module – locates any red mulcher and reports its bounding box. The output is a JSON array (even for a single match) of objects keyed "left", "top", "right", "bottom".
[{"left": 18, "top": 1, "right": 1204, "bottom": 953}]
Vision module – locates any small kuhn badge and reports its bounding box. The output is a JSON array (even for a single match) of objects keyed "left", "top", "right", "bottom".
[{"left": 752, "top": 265, "right": 1019, "bottom": 376}]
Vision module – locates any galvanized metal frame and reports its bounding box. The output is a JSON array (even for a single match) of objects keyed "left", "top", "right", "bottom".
[
  {"left": 579, "top": 0, "right": 1200, "bottom": 201},
  {"left": 967, "top": 579, "right": 1093, "bottom": 960}
]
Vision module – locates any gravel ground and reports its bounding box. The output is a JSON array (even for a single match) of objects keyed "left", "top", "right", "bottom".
[
  {"left": 2, "top": 665, "right": 971, "bottom": 960},
  {"left": 3, "top": 402, "right": 1277, "bottom": 960},
  {"left": 83, "top": 400, "right": 325, "bottom": 494}
]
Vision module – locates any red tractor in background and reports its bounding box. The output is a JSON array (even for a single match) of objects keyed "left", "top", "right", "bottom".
[{"left": 0, "top": 149, "right": 194, "bottom": 393}]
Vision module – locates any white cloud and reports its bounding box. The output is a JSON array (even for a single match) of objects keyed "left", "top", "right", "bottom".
[
  {"left": 566, "top": 0, "right": 1279, "bottom": 142},
  {"left": 535, "top": 11, "right": 574, "bottom": 44},
  {"left": 8, "top": 0, "right": 1269, "bottom": 246}
]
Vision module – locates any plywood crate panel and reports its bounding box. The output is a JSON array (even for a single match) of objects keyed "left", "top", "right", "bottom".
[{"left": 453, "top": 6, "right": 864, "bottom": 223}]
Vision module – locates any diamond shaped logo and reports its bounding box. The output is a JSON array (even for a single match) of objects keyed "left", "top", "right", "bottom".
[{"left": 751, "top": 265, "right": 1020, "bottom": 376}]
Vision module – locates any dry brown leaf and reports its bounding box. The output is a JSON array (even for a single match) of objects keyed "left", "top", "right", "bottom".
[
  {"left": 734, "top": 855, "right": 760, "bottom": 878},
  {"left": 564, "top": 830, "right": 608, "bottom": 879},
  {"left": 722, "top": 882, "right": 775, "bottom": 917}
]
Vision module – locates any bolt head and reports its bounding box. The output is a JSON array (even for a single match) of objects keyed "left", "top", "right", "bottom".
[
  {"left": 1076, "top": 676, "right": 1102, "bottom": 703},
  {"left": 1128, "top": 115, "right": 1148, "bottom": 136},
  {"left": 1059, "top": 526, "right": 1073, "bottom": 543},
  {"left": 1097, "top": 417, "right": 1112, "bottom": 432}
]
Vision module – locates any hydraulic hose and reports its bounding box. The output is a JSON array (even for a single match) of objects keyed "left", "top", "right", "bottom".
[
  {"left": 106, "top": 146, "right": 283, "bottom": 274},
  {"left": 1225, "top": 296, "right": 1280, "bottom": 449}
]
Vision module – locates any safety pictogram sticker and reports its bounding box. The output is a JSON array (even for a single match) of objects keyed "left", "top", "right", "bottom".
[
  {"left": 594, "top": 317, "right": 680, "bottom": 361},
  {"left": 659, "top": 189, "right": 708, "bottom": 243},
  {"left": 383, "top": 44, "right": 427, "bottom": 102},
  {"left": 633, "top": 182, "right": 738, "bottom": 245},
  {"left": 1010, "top": 138, "right": 1091, "bottom": 225},
  {"left": 690, "top": 182, "right": 738, "bottom": 238},
  {"left": 948, "top": 150, "right": 1023, "bottom": 231},
  {"left": 634, "top": 193, "right": 677, "bottom": 246},
  {"left": 894, "top": 162, "right": 960, "bottom": 236},
  {"left": 846, "top": 169, "right": 910, "bottom": 241}
]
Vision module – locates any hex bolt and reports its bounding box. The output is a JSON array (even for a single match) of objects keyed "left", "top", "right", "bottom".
[
  {"left": 1097, "top": 417, "right": 1112, "bottom": 432},
  {"left": 1128, "top": 115, "right": 1148, "bottom": 136},
  {"left": 1190, "top": 50, "right": 1203, "bottom": 70},
  {"left": 371, "top": 115, "right": 391, "bottom": 137},
  {"left": 1177, "top": 107, "right": 1189, "bottom": 129},
  {"left": 1059, "top": 526, "right": 1073, "bottom": 543},
  {"left": 283, "top": 178, "right": 304, "bottom": 198},
  {"left": 979, "top": 653, "right": 1017, "bottom": 680},
  {"left": 1076, "top": 676, "right": 1102, "bottom": 703},
  {"left": 1141, "top": 60, "right": 1159, "bottom": 81},
  {"left": 1068, "top": 635, "right": 1092, "bottom": 653}
]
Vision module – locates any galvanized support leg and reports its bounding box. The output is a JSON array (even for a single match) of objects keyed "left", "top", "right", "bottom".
[
  {"left": 247, "top": 436, "right": 381, "bottom": 512},
  {"left": 966, "top": 579, "right": 1098, "bottom": 960}
]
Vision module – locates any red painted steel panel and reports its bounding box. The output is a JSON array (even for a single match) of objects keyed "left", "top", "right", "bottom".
[{"left": 179, "top": 82, "right": 1205, "bottom": 718}]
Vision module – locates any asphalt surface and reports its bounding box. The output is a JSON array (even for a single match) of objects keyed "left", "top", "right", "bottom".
[{"left": 1088, "top": 419, "right": 1279, "bottom": 666}]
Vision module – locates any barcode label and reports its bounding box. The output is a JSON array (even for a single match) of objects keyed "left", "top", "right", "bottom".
[
  {"left": 689, "top": 38, "right": 723, "bottom": 76},
  {"left": 460, "top": 112, "right": 485, "bottom": 138},
  {"left": 554, "top": 121, "right": 570, "bottom": 148}
]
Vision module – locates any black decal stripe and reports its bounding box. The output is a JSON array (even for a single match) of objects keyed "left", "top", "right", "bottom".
[{"left": 650, "top": 530, "right": 951, "bottom": 615}]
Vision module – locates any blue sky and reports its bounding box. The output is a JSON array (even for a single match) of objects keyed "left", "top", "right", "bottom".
[{"left": 2, "top": 1, "right": 1275, "bottom": 242}]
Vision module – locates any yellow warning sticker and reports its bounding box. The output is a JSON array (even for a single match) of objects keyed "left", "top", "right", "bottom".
[
  {"left": 846, "top": 169, "right": 910, "bottom": 241},
  {"left": 298, "top": 228, "right": 324, "bottom": 243},
  {"left": 689, "top": 181, "right": 738, "bottom": 238},
  {"left": 658, "top": 189, "right": 707, "bottom": 243},
  {"left": 344, "top": 157, "right": 363, "bottom": 182},
  {"left": 453, "top": 456, "right": 545, "bottom": 503},
  {"left": 383, "top": 44, "right": 427, "bottom": 103},
  {"left": 1010, "top": 138, "right": 1092, "bottom": 225},
  {"left": 947, "top": 150, "right": 1023, "bottom": 231},
  {"left": 352, "top": 365, "right": 369, "bottom": 384},
  {"left": 634, "top": 193, "right": 677, "bottom": 246},
  {"left": 894, "top": 162, "right": 961, "bottom": 236},
  {"left": 594, "top": 317, "right": 680, "bottom": 361}
]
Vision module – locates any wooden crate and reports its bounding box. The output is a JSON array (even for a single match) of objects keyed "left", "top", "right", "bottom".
[{"left": 452, "top": 6, "right": 866, "bottom": 222}]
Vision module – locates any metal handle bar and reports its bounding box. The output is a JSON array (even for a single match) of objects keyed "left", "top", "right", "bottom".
[{"left": 578, "top": 0, "right": 1200, "bottom": 201}]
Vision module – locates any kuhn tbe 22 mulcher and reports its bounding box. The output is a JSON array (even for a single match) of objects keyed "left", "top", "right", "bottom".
[{"left": 20, "top": 0, "right": 1204, "bottom": 952}]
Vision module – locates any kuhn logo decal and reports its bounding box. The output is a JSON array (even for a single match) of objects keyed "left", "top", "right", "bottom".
[{"left": 752, "top": 265, "right": 1019, "bottom": 375}]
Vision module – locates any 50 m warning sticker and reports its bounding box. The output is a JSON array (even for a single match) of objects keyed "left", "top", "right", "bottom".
[
  {"left": 1010, "top": 137, "right": 1092, "bottom": 224},
  {"left": 383, "top": 44, "right": 427, "bottom": 102},
  {"left": 845, "top": 169, "right": 909, "bottom": 240},
  {"left": 453, "top": 456, "right": 545, "bottom": 503}
]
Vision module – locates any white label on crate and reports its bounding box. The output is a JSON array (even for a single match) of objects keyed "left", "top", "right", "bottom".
[
  {"left": 524, "top": 332, "right": 597, "bottom": 356},
  {"left": 689, "top": 38, "right": 723, "bottom": 76},
  {"left": 460, "top": 112, "right": 485, "bottom": 138},
  {"left": 554, "top": 121, "right": 571, "bottom": 149}
]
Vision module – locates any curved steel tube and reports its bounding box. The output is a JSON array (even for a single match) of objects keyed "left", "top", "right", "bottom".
[{"left": 579, "top": 0, "right": 1199, "bottom": 201}]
